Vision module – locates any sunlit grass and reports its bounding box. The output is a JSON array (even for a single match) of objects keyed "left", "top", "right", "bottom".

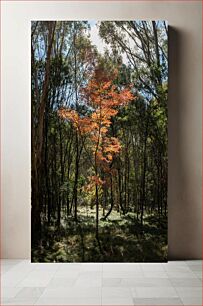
[{"left": 32, "top": 207, "right": 167, "bottom": 263}]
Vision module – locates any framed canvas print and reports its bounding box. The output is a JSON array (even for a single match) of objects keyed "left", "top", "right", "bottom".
[{"left": 31, "top": 20, "right": 168, "bottom": 262}]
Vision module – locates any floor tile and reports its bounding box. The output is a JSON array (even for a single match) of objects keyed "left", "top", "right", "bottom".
[
  {"left": 143, "top": 271, "right": 168, "bottom": 278},
  {"left": 180, "top": 296, "right": 202, "bottom": 305},
  {"left": 2, "top": 264, "right": 35, "bottom": 287},
  {"left": 166, "top": 271, "right": 197, "bottom": 279},
  {"left": 1, "top": 259, "right": 202, "bottom": 306},
  {"left": 103, "top": 270, "right": 144, "bottom": 278},
  {"left": 2, "top": 287, "right": 22, "bottom": 299},
  {"left": 164, "top": 265, "right": 192, "bottom": 272},
  {"left": 35, "top": 297, "right": 102, "bottom": 305},
  {"left": 41, "top": 287, "right": 101, "bottom": 298},
  {"left": 102, "top": 278, "right": 123, "bottom": 287},
  {"left": 47, "top": 277, "right": 76, "bottom": 288},
  {"left": 81, "top": 263, "right": 103, "bottom": 271},
  {"left": 134, "top": 286, "right": 178, "bottom": 298},
  {"left": 102, "top": 297, "right": 134, "bottom": 305},
  {"left": 133, "top": 297, "right": 183, "bottom": 305},
  {"left": 1, "top": 265, "right": 15, "bottom": 274},
  {"left": 17, "top": 271, "right": 55, "bottom": 287},
  {"left": 103, "top": 263, "right": 142, "bottom": 273},
  {"left": 123, "top": 277, "right": 172, "bottom": 287},
  {"left": 75, "top": 277, "right": 102, "bottom": 287},
  {"left": 141, "top": 264, "right": 165, "bottom": 272},
  {"left": 57, "top": 263, "right": 82, "bottom": 272},
  {"left": 3, "top": 296, "right": 39, "bottom": 305},
  {"left": 1, "top": 299, "right": 10, "bottom": 305},
  {"left": 186, "top": 260, "right": 202, "bottom": 266},
  {"left": 79, "top": 271, "right": 102, "bottom": 278},
  {"left": 170, "top": 277, "right": 202, "bottom": 287},
  {"left": 166, "top": 261, "right": 187, "bottom": 266},
  {"left": 54, "top": 270, "right": 80, "bottom": 278},
  {"left": 15, "top": 287, "right": 45, "bottom": 298},
  {"left": 193, "top": 271, "right": 202, "bottom": 279},
  {"left": 102, "top": 286, "right": 132, "bottom": 298},
  {"left": 32, "top": 263, "right": 60, "bottom": 272},
  {"left": 189, "top": 264, "right": 202, "bottom": 272},
  {"left": 175, "top": 286, "right": 202, "bottom": 298}
]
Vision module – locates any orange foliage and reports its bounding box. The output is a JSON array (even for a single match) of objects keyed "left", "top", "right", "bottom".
[
  {"left": 59, "top": 71, "right": 134, "bottom": 189},
  {"left": 90, "top": 175, "right": 104, "bottom": 186}
]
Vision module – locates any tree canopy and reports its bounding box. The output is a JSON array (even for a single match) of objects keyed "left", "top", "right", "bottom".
[{"left": 31, "top": 20, "right": 168, "bottom": 262}]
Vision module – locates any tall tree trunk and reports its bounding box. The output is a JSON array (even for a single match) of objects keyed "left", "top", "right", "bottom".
[
  {"left": 73, "top": 24, "right": 79, "bottom": 222},
  {"left": 95, "top": 183, "right": 99, "bottom": 239},
  {"left": 59, "top": 122, "right": 64, "bottom": 225},
  {"left": 31, "top": 22, "right": 56, "bottom": 245},
  {"left": 103, "top": 176, "right": 114, "bottom": 220},
  {"left": 44, "top": 109, "right": 51, "bottom": 225},
  {"left": 152, "top": 21, "right": 162, "bottom": 85},
  {"left": 73, "top": 134, "right": 79, "bottom": 222},
  {"left": 140, "top": 119, "right": 148, "bottom": 226},
  {"left": 118, "top": 165, "right": 125, "bottom": 215}
]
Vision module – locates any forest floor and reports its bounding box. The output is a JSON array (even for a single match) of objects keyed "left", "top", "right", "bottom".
[{"left": 32, "top": 208, "right": 168, "bottom": 263}]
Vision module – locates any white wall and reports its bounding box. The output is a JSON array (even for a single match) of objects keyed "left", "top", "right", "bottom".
[{"left": 1, "top": 1, "right": 202, "bottom": 259}]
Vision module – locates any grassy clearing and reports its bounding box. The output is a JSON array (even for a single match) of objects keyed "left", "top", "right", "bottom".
[{"left": 32, "top": 208, "right": 167, "bottom": 262}]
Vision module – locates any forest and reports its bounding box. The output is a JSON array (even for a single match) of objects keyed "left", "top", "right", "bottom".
[{"left": 31, "top": 20, "right": 168, "bottom": 262}]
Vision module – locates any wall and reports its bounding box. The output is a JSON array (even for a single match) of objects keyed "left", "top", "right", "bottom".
[{"left": 1, "top": 0, "right": 202, "bottom": 259}]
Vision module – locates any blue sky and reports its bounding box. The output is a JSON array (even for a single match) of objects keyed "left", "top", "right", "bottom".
[{"left": 87, "top": 20, "right": 129, "bottom": 64}]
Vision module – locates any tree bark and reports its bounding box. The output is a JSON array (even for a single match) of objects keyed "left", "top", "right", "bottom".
[{"left": 31, "top": 22, "right": 56, "bottom": 244}]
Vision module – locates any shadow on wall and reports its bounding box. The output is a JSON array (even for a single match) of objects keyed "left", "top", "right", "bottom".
[{"left": 168, "top": 26, "right": 202, "bottom": 260}]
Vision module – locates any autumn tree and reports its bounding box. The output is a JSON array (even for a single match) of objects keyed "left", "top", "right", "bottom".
[{"left": 59, "top": 70, "right": 134, "bottom": 239}]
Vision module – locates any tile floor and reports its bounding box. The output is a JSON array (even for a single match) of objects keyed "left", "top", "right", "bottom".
[{"left": 1, "top": 260, "right": 202, "bottom": 305}]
